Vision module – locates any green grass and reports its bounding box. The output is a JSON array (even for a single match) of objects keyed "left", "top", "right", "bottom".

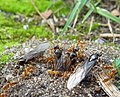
[
  {"left": 62, "top": 0, "right": 87, "bottom": 34},
  {"left": 62, "top": 0, "right": 120, "bottom": 36}
]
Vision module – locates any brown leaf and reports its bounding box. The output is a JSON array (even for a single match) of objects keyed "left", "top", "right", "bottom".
[{"left": 41, "top": 10, "right": 52, "bottom": 19}]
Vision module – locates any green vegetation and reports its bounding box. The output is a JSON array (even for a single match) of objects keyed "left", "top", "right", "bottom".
[
  {"left": 0, "top": 13, "right": 52, "bottom": 52},
  {"left": 62, "top": 0, "right": 87, "bottom": 33},
  {"left": 0, "top": 0, "right": 119, "bottom": 70},
  {"left": 0, "top": 53, "right": 14, "bottom": 64},
  {"left": 62, "top": 0, "right": 120, "bottom": 34},
  {"left": 0, "top": 0, "right": 52, "bottom": 16},
  {"left": 114, "top": 57, "right": 120, "bottom": 76},
  {"left": 0, "top": 12, "right": 52, "bottom": 65},
  {"left": 0, "top": 0, "right": 70, "bottom": 16},
  {"left": 114, "top": 57, "right": 120, "bottom": 89},
  {"left": 0, "top": 0, "right": 70, "bottom": 65}
]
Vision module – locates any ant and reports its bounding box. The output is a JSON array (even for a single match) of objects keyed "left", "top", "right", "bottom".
[
  {"left": 47, "top": 41, "right": 86, "bottom": 77},
  {"left": 102, "top": 65, "right": 117, "bottom": 82}
]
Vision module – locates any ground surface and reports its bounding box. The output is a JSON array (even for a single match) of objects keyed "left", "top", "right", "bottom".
[
  {"left": 0, "top": 38, "right": 120, "bottom": 97},
  {"left": 0, "top": 0, "right": 120, "bottom": 97}
]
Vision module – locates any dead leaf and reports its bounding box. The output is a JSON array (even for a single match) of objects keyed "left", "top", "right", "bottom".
[
  {"left": 111, "top": 9, "right": 120, "bottom": 16},
  {"left": 41, "top": 10, "right": 53, "bottom": 19}
]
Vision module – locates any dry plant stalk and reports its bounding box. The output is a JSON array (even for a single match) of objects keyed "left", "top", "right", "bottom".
[
  {"left": 100, "top": 33, "right": 120, "bottom": 38},
  {"left": 96, "top": 73, "right": 120, "bottom": 97},
  {"left": 31, "top": 0, "right": 55, "bottom": 33}
]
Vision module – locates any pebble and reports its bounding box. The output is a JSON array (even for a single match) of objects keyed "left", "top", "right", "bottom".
[
  {"left": 5, "top": 74, "right": 14, "bottom": 81},
  {"left": 23, "top": 24, "right": 29, "bottom": 30}
]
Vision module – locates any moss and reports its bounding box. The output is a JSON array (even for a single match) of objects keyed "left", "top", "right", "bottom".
[
  {"left": 0, "top": 42, "right": 19, "bottom": 55},
  {"left": 0, "top": 12, "right": 52, "bottom": 65},
  {"left": 0, "top": 0, "right": 70, "bottom": 16},
  {"left": 0, "top": 0, "right": 52, "bottom": 16},
  {"left": 0, "top": 0, "right": 70, "bottom": 65},
  {"left": 0, "top": 53, "right": 14, "bottom": 65},
  {"left": 0, "top": 14, "right": 17, "bottom": 26},
  {"left": 0, "top": 25, "right": 52, "bottom": 52}
]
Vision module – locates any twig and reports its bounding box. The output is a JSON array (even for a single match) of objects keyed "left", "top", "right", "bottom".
[
  {"left": 100, "top": 33, "right": 120, "bottom": 38},
  {"left": 31, "top": 0, "right": 45, "bottom": 20},
  {"left": 97, "top": 23, "right": 108, "bottom": 27},
  {"left": 54, "top": 6, "right": 64, "bottom": 14},
  {"left": 89, "top": 16, "right": 94, "bottom": 33},
  {"left": 31, "top": 0, "right": 56, "bottom": 33},
  {"left": 72, "top": 9, "right": 79, "bottom": 28},
  {"left": 108, "top": 19, "right": 115, "bottom": 42}
]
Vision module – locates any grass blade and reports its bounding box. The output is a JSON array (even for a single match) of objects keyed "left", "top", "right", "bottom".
[
  {"left": 86, "top": 2, "right": 120, "bottom": 24},
  {"left": 62, "top": 0, "right": 88, "bottom": 34},
  {"left": 73, "top": 0, "right": 88, "bottom": 26},
  {"left": 96, "top": 7, "right": 120, "bottom": 24},
  {"left": 82, "top": 1, "right": 100, "bottom": 23},
  {"left": 114, "top": 57, "right": 120, "bottom": 76},
  {"left": 62, "top": 2, "right": 80, "bottom": 34},
  {"left": 82, "top": 7, "right": 93, "bottom": 23}
]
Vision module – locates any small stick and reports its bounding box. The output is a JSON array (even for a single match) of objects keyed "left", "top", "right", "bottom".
[
  {"left": 31, "top": 0, "right": 45, "bottom": 20},
  {"left": 31, "top": 0, "right": 56, "bottom": 33},
  {"left": 89, "top": 16, "right": 94, "bottom": 33},
  {"left": 100, "top": 33, "right": 120, "bottom": 38},
  {"left": 108, "top": 19, "right": 115, "bottom": 42}
]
